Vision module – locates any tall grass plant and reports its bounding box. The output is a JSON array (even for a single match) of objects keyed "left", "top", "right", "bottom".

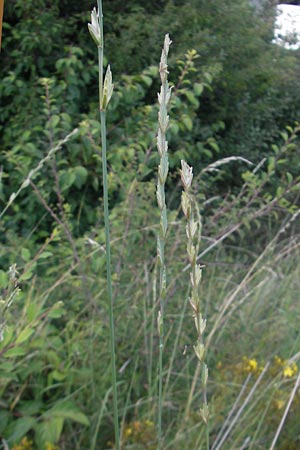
[{"left": 88, "top": 1, "right": 119, "bottom": 448}]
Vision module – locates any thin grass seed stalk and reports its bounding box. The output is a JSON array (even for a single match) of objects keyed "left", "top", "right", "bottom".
[
  {"left": 156, "top": 33, "right": 172, "bottom": 450},
  {"left": 180, "top": 160, "right": 209, "bottom": 431}
]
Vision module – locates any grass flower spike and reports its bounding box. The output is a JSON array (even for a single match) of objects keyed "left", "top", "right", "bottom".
[
  {"left": 101, "top": 64, "right": 113, "bottom": 110},
  {"left": 156, "top": 33, "right": 172, "bottom": 450},
  {"left": 88, "top": 7, "right": 101, "bottom": 46},
  {"left": 181, "top": 160, "right": 210, "bottom": 436}
]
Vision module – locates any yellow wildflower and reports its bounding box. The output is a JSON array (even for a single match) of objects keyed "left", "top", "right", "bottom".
[
  {"left": 275, "top": 399, "right": 285, "bottom": 410},
  {"left": 243, "top": 357, "right": 258, "bottom": 373},
  {"left": 248, "top": 359, "right": 258, "bottom": 371},
  {"left": 124, "top": 427, "right": 133, "bottom": 437},
  {"left": 291, "top": 362, "right": 298, "bottom": 374},
  {"left": 11, "top": 437, "right": 33, "bottom": 450},
  {"left": 122, "top": 418, "right": 156, "bottom": 447},
  {"left": 274, "top": 355, "right": 283, "bottom": 366},
  {"left": 45, "top": 443, "right": 60, "bottom": 450},
  {"left": 145, "top": 419, "right": 154, "bottom": 427},
  {"left": 283, "top": 366, "right": 293, "bottom": 377},
  {"left": 283, "top": 362, "right": 298, "bottom": 378}
]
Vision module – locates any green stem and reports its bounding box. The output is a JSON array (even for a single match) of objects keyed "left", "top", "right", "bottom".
[
  {"left": 158, "top": 323, "right": 164, "bottom": 450},
  {"left": 100, "top": 110, "right": 120, "bottom": 450},
  {"left": 158, "top": 256, "right": 166, "bottom": 450},
  {"left": 206, "top": 419, "right": 210, "bottom": 450},
  {"left": 98, "top": 46, "right": 103, "bottom": 109}
]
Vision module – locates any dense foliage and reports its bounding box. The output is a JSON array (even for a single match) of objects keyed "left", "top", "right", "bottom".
[{"left": 0, "top": 0, "right": 300, "bottom": 449}]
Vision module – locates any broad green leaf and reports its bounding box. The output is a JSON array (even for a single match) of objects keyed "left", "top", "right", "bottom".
[
  {"left": 194, "top": 82, "right": 204, "bottom": 96},
  {"left": 18, "top": 400, "right": 44, "bottom": 416},
  {"left": 141, "top": 75, "right": 152, "bottom": 86},
  {"left": 20, "top": 270, "right": 34, "bottom": 281},
  {"left": 35, "top": 417, "right": 64, "bottom": 448},
  {"left": 16, "top": 328, "right": 34, "bottom": 345},
  {"left": 46, "top": 350, "right": 61, "bottom": 367},
  {"left": 59, "top": 170, "right": 76, "bottom": 192},
  {"left": 170, "top": 122, "right": 179, "bottom": 135},
  {"left": 280, "top": 131, "right": 288, "bottom": 141},
  {"left": 202, "top": 148, "right": 212, "bottom": 158},
  {"left": 286, "top": 143, "right": 296, "bottom": 151},
  {"left": 146, "top": 65, "right": 158, "bottom": 77},
  {"left": 38, "top": 251, "right": 53, "bottom": 259},
  {"left": 50, "top": 369, "right": 67, "bottom": 381},
  {"left": 43, "top": 401, "right": 90, "bottom": 426},
  {"left": 0, "top": 269, "right": 8, "bottom": 288},
  {"left": 0, "top": 373, "right": 15, "bottom": 389},
  {"left": 6, "top": 416, "right": 36, "bottom": 444},
  {"left": 21, "top": 248, "right": 31, "bottom": 262},
  {"left": 22, "top": 130, "right": 31, "bottom": 141},
  {"left": 286, "top": 172, "right": 293, "bottom": 184},
  {"left": 204, "top": 72, "right": 212, "bottom": 83},
  {"left": 48, "top": 303, "right": 65, "bottom": 319},
  {"left": 184, "top": 90, "right": 199, "bottom": 107},
  {"left": 0, "top": 361, "right": 14, "bottom": 371},
  {"left": 19, "top": 261, "right": 36, "bottom": 281},
  {"left": 4, "top": 347, "right": 26, "bottom": 358},
  {"left": 49, "top": 114, "right": 60, "bottom": 129},
  {"left": 267, "top": 156, "right": 275, "bottom": 174},
  {"left": 26, "top": 303, "right": 41, "bottom": 321},
  {"left": 208, "top": 140, "right": 220, "bottom": 153},
  {"left": 181, "top": 114, "right": 193, "bottom": 131},
  {"left": 0, "top": 410, "right": 9, "bottom": 433},
  {"left": 73, "top": 166, "right": 88, "bottom": 189},
  {"left": 0, "top": 326, "right": 13, "bottom": 347}
]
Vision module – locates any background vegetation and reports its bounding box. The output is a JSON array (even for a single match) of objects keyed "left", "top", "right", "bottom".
[{"left": 0, "top": 0, "right": 300, "bottom": 449}]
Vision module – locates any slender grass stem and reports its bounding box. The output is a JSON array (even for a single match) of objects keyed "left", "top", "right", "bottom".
[
  {"left": 100, "top": 110, "right": 120, "bottom": 450},
  {"left": 158, "top": 328, "right": 164, "bottom": 449},
  {"left": 150, "top": 260, "right": 158, "bottom": 410},
  {"left": 98, "top": 46, "right": 103, "bottom": 108},
  {"left": 206, "top": 422, "right": 210, "bottom": 450}
]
